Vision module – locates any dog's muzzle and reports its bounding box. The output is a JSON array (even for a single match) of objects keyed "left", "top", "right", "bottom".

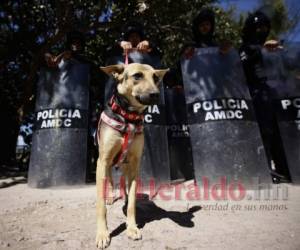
[{"left": 136, "top": 92, "right": 160, "bottom": 105}]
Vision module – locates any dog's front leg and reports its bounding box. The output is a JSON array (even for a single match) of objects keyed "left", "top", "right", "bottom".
[
  {"left": 126, "top": 165, "right": 142, "bottom": 240},
  {"left": 96, "top": 158, "right": 111, "bottom": 249},
  {"left": 106, "top": 170, "right": 114, "bottom": 205},
  {"left": 125, "top": 134, "right": 144, "bottom": 240},
  {"left": 96, "top": 126, "right": 122, "bottom": 248}
]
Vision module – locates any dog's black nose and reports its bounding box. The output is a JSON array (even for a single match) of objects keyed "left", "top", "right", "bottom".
[
  {"left": 136, "top": 92, "right": 160, "bottom": 105},
  {"left": 149, "top": 92, "right": 160, "bottom": 100}
]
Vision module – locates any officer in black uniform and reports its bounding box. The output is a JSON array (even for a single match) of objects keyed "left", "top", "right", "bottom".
[
  {"left": 106, "top": 21, "right": 161, "bottom": 60},
  {"left": 239, "top": 11, "right": 291, "bottom": 183},
  {"left": 45, "top": 31, "right": 106, "bottom": 181},
  {"left": 181, "top": 8, "right": 231, "bottom": 60}
]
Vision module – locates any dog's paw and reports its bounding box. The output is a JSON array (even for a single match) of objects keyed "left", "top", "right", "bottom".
[
  {"left": 96, "top": 230, "right": 111, "bottom": 249},
  {"left": 126, "top": 226, "right": 142, "bottom": 240}
]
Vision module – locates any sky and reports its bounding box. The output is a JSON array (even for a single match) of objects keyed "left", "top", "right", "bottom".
[
  {"left": 218, "top": 0, "right": 300, "bottom": 42},
  {"left": 219, "top": 0, "right": 259, "bottom": 13}
]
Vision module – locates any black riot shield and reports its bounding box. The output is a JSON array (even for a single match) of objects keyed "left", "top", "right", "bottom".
[
  {"left": 105, "top": 51, "right": 170, "bottom": 185},
  {"left": 164, "top": 87, "right": 194, "bottom": 181},
  {"left": 28, "top": 59, "right": 90, "bottom": 188},
  {"left": 141, "top": 85, "right": 169, "bottom": 185},
  {"left": 262, "top": 44, "right": 300, "bottom": 183},
  {"left": 181, "top": 48, "right": 272, "bottom": 186}
]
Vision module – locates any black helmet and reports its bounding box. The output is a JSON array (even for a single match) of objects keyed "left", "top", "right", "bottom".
[
  {"left": 192, "top": 8, "right": 215, "bottom": 45},
  {"left": 65, "top": 30, "right": 86, "bottom": 51},
  {"left": 242, "top": 11, "right": 271, "bottom": 45},
  {"left": 122, "top": 21, "right": 145, "bottom": 41}
]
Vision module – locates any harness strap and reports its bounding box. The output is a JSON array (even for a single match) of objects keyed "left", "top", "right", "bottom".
[
  {"left": 98, "top": 57, "right": 145, "bottom": 166},
  {"left": 99, "top": 111, "right": 143, "bottom": 166},
  {"left": 125, "top": 50, "right": 129, "bottom": 65},
  {"left": 109, "top": 95, "right": 144, "bottom": 121},
  {"left": 100, "top": 111, "right": 126, "bottom": 133},
  {"left": 117, "top": 123, "right": 136, "bottom": 164}
]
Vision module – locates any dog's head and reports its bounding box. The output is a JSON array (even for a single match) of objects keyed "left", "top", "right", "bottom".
[{"left": 101, "top": 63, "right": 168, "bottom": 111}]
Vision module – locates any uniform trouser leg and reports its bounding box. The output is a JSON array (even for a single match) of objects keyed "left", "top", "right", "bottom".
[{"left": 252, "top": 91, "right": 291, "bottom": 181}]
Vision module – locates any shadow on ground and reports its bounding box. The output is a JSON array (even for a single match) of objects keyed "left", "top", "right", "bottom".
[
  {"left": 110, "top": 194, "right": 202, "bottom": 238},
  {"left": 0, "top": 165, "right": 27, "bottom": 188}
]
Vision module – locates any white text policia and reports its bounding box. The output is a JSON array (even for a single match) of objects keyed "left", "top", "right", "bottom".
[
  {"left": 193, "top": 99, "right": 249, "bottom": 121},
  {"left": 281, "top": 98, "right": 300, "bottom": 119},
  {"left": 36, "top": 109, "right": 81, "bottom": 128},
  {"left": 144, "top": 104, "right": 160, "bottom": 123}
]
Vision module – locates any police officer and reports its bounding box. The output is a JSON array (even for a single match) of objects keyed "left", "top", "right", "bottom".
[
  {"left": 45, "top": 31, "right": 90, "bottom": 66},
  {"left": 182, "top": 8, "right": 231, "bottom": 60},
  {"left": 46, "top": 31, "right": 105, "bottom": 181},
  {"left": 239, "top": 11, "right": 291, "bottom": 183},
  {"left": 106, "top": 21, "right": 161, "bottom": 61},
  {"left": 187, "top": 8, "right": 217, "bottom": 54}
]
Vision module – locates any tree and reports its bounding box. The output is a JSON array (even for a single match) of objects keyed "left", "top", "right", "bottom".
[
  {"left": 257, "top": 0, "right": 294, "bottom": 40},
  {"left": 0, "top": 0, "right": 243, "bottom": 114},
  {"left": 0, "top": 0, "right": 294, "bottom": 165},
  {"left": 0, "top": 0, "right": 107, "bottom": 165}
]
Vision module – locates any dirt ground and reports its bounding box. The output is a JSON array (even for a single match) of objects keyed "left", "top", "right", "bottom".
[{"left": 0, "top": 172, "right": 300, "bottom": 250}]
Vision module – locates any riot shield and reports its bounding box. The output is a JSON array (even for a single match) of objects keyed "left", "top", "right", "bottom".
[
  {"left": 262, "top": 44, "right": 300, "bottom": 183},
  {"left": 105, "top": 51, "right": 170, "bottom": 185},
  {"left": 28, "top": 58, "right": 90, "bottom": 188},
  {"left": 181, "top": 48, "right": 271, "bottom": 186},
  {"left": 164, "top": 87, "right": 194, "bottom": 181},
  {"left": 140, "top": 84, "right": 169, "bottom": 185}
]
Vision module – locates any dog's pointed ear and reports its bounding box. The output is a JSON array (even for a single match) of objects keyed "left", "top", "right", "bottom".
[
  {"left": 100, "top": 64, "right": 125, "bottom": 79},
  {"left": 155, "top": 69, "right": 169, "bottom": 81}
]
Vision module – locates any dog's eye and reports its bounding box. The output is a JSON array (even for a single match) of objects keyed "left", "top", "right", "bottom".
[
  {"left": 153, "top": 74, "right": 160, "bottom": 84},
  {"left": 132, "top": 72, "right": 144, "bottom": 81}
]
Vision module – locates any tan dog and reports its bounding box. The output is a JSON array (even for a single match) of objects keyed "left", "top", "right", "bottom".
[{"left": 96, "top": 63, "right": 168, "bottom": 249}]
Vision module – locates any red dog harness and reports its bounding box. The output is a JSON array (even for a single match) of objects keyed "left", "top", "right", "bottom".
[
  {"left": 98, "top": 95, "right": 144, "bottom": 166},
  {"left": 98, "top": 51, "right": 145, "bottom": 166}
]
